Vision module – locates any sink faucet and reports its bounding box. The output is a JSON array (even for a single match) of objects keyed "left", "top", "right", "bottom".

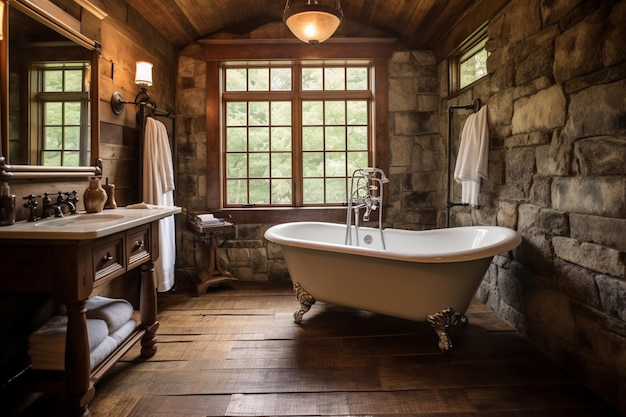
[
  {"left": 22, "top": 194, "right": 40, "bottom": 222},
  {"left": 57, "top": 191, "right": 78, "bottom": 214},
  {"left": 42, "top": 192, "right": 63, "bottom": 218}
]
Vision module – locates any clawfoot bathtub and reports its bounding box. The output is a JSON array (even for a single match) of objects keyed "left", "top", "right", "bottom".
[{"left": 264, "top": 221, "right": 522, "bottom": 352}]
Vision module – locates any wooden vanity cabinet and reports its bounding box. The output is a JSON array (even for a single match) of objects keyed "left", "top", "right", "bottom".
[{"left": 0, "top": 220, "right": 161, "bottom": 417}]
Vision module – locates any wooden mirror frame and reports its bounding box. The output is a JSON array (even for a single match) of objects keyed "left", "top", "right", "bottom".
[{"left": 0, "top": 0, "right": 101, "bottom": 180}]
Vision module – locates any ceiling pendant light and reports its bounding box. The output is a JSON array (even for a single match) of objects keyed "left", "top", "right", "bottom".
[{"left": 283, "top": 0, "right": 343, "bottom": 45}]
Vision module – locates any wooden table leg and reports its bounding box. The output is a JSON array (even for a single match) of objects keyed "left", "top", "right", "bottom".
[
  {"left": 140, "top": 261, "right": 159, "bottom": 357},
  {"left": 195, "top": 234, "right": 238, "bottom": 296},
  {"left": 64, "top": 300, "right": 95, "bottom": 417}
]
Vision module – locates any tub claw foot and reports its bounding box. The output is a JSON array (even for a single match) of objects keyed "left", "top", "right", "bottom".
[
  {"left": 293, "top": 282, "right": 316, "bottom": 323},
  {"left": 426, "top": 307, "right": 465, "bottom": 352}
]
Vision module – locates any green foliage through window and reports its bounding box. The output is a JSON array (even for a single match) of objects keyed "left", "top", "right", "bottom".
[
  {"left": 35, "top": 63, "right": 90, "bottom": 166},
  {"left": 223, "top": 63, "right": 372, "bottom": 207}
]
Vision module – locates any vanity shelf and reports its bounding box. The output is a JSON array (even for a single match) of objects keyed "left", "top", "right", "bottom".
[{"left": 0, "top": 207, "right": 180, "bottom": 417}]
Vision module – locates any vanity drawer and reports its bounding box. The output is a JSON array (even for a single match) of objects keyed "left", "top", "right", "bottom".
[
  {"left": 127, "top": 225, "right": 151, "bottom": 268},
  {"left": 92, "top": 235, "right": 124, "bottom": 281}
]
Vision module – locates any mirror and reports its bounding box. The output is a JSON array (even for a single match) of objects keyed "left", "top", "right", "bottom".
[{"left": 1, "top": 0, "right": 99, "bottom": 171}]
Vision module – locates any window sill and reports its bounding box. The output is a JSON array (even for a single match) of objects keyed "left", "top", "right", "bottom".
[{"left": 210, "top": 207, "right": 347, "bottom": 224}]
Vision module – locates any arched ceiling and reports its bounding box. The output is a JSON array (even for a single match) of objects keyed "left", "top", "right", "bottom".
[{"left": 121, "top": 0, "right": 509, "bottom": 61}]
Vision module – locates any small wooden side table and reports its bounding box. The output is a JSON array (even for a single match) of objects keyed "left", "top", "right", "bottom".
[{"left": 188, "top": 220, "right": 238, "bottom": 296}]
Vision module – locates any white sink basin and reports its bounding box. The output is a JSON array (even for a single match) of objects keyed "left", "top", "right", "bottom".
[
  {"left": 0, "top": 207, "right": 181, "bottom": 240},
  {"left": 34, "top": 213, "right": 126, "bottom": 227}
]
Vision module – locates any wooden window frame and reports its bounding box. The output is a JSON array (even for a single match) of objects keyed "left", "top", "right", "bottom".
[
  {"left": 199, "top": 38, "right": 395, "bottom": 224},
  {"left": 449, "top": 23, "right": 488, "bottom": 94}
]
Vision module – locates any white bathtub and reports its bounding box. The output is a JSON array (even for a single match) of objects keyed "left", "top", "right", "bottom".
[{"left": 264, "top": 221, "right": 522, "bottom": 351}]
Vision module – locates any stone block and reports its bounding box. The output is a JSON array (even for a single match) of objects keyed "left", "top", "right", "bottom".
[
  {"left": 411, "top": 51, "right": 436, "bottom": 66},
  {"left": 410, "top": 139, "right": 439, "bottom": 172},
  {"left": 553, "top": 8, "right": 604, "bottom": 83},
  {"left": 497, "top": 200, "right": 518, "bottom": 228},
  {"left": 575, "top": 136, "right": 626, "bottom": 176},
  {"left": 604, "top": 1, "right": 626, "bottom": 67},
  {"left": 563, "top": 79, "right": 626, "bottom": 140},
  {"left": 403, "top": 191, "right": 436, "bottom": 209},
  {"left": 409, "top": 171, "right": 439, "bottom": 191},
  {"left": 513, "top": 76, "right": 553, "bottom": 100},
  {"left": 494, "top": 0, "right": 542, "bottom": 45},
  {"left": 505, "top": 131, "right": 550, "bottom": 148},
  {"left": 595, "top": 275, "right": 626, "bottom": 321},
  {"left": 553, "top": 258, "right": 602, "bottom": 309},
  {"left": 505, "top": 147, "right": 536, "bottom": 196},
  {"left": 553, "top": 236, "right": 624, "bottom": 277},
  {"left": 529, "top": 174, "right": 552, "bottom": 207},
  {"left": 488, "top": 89, "right": 513, "bottom": 128},
  {"left": 540, "top": 0, "right": 586, "bottom": 25},
  {"left": 177, "top": 88, "right": 207, "bottom": 116},
  {"left": 512, "top": 85, "right": 566, "bottom": 135},
  {"left": 536, "top": 131, "right": 571, "bottom": 176},
  {"left": 570, "top": 213, "right": 626, "bottom": 252},
  {"left": 537, "top": 208, "right": 569, "bottom": 236},
  {"left": 416, "top": 77, "right": 438, "bottom": 95},
  {"left": 517, "top": 204, "right": 554, "bottom": 272},
  {"left": 249, "top": 247, "right": 268, "bottom": 274},
  {"left": 388, "top": 78, "right": 417, "bottom": 112},
  {"left": 513, "top": 31, "right": 555, "bottom": 86},
  {"left": 552, "top": 176, "right": 625, "bottom": 217},
  {"left": 417, "top": 94, "right": 438, "bottom": 112},
  {"left": 389, "top": 136, "right": 412, "bottom": 167}
]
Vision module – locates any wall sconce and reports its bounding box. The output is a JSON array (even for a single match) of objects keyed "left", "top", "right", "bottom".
[
  {"left": 0, "top": 2, "right": 5, "bottom": 41},
  {"left": 283, "top": 0, "right": 343, "bottom": 45},
  {"left": 110, "top": 61, "right": 154, "bottom": 115}
]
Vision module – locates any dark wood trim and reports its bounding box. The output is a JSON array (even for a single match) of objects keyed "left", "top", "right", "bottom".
[
  {"left": 431, "top": 0, "right": 509, "bottom": 62},
  {"left": 203, "top": 39, "right": 394, "bottom": 224},
  {"left": 199, "top": 38, "right": 396, "bottom": 61}
]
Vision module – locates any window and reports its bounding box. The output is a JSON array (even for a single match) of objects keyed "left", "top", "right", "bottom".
[
  {"left": 201, "top": 38, "right": 394, "bottom": 222},
  {"left": 222, "top": 63, "right": 372, "bottom": 207},
  {"left": 31, "top": 62, "right": 91, "bottom": 166},
  {"left": 450, "top": 23, "right": 489, "bottom": 92}
]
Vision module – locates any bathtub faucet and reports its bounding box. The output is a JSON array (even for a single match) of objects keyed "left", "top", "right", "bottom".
[{"left": 345, "top": 167, "right": 388, "bottom": 248}]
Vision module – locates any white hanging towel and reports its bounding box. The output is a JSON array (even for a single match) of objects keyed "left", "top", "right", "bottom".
[
  {"left": 453, "top": 105, "right": 489, "bottom": 207},
  {"left": 143, "top": 117, "right": 176, "bottom": 292}
]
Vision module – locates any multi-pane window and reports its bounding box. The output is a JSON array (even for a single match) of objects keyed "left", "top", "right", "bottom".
[
  {"left": 451, "top": 23, "right": 489, "bottom": 92},
  {"left": 459, "top": 38, "right": 488, "bottom": 89},
  {"left": 223, "top": 63, "right": 372, "bottom": 207},
  {"left": 32, "top": 62, "right": 90, "bottom": 166}
]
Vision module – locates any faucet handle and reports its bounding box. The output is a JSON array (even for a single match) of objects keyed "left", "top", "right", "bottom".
[{"left": 22, "top": 194, "right": 40, "bottom": 222}]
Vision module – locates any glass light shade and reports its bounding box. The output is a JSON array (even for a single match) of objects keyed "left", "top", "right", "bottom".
[
  {"left": 135, "top": 61, "right": 153, "bottom": 87},
  {"left": 284, "top": 3, "right": 342, "bottom": 45}
]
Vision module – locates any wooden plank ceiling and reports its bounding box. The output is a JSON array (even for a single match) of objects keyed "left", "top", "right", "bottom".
[{"left": 122, "top": 0, "right": 509, "bottom": 59}]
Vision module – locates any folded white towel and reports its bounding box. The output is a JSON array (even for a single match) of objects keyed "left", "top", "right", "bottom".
[
  {"left": 86, "top": 296, "right": 134, "bottom": 333},
  {"left": 28, "top": 316, "right": 109, "bottom": 353},
  {"left": 454, "top": 105, "right": 489, "bottom": 207},
  {"left": 89, "top": 337, "right": 119, "bottom": 370},
  {"left": 109, "top": 319, "right": 137, "bottom": 345},
  {"left": 30, "top": 336, "right": 119, "bottom": 371}
]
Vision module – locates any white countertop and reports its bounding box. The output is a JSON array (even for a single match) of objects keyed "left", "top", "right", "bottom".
[{"left": 0, "top": 206, "right": 181, "bottom": 240}]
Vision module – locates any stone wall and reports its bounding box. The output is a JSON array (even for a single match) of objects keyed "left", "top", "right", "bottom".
[{"left": 440, "top": 0, "right": 626, "bottom": 413}]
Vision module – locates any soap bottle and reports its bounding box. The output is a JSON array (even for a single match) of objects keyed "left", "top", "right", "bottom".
[
  {"left": 83, "top": 177, "right": 107, "bottom": 213},
  {"left": 102, "top": 177, "right": 117, "bottom": 209},
  {"left": 0, "top": 182, "right": 16, "bottom": 226}
]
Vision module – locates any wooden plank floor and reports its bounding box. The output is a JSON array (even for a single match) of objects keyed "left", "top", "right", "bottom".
[{"left": 11, "top": 281, "right": 622, "bottom": 417}]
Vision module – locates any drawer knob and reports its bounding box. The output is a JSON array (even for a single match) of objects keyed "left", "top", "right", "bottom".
[
  {"left": 103, "top": 252, "right": 113, "bottom": 261},
  {"left": 134, "top": 240, "right": 144, "bottom": 249}
]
